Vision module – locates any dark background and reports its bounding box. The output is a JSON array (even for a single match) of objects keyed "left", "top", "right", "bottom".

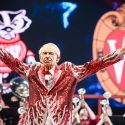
[{"left": 0, "top": 0, "right": 125, "bottom": 116}]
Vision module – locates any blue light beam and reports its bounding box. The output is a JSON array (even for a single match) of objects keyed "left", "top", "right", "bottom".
[{"left": 61, "top": 2, "right": 77, "bottom": 29}]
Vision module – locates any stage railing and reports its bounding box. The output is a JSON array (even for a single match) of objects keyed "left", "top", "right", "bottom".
[{"left": 74, "top": 94, "right": 125, "bottom": 115}]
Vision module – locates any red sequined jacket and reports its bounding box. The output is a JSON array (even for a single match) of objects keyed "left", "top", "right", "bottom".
[{"left": 0, "top": 48, "right": 123, "bottom": 125}]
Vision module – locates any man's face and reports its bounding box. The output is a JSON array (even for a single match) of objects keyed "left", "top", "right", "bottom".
[
  {"left": 39, "top": 45, "right": 59, "bottom": 70},
  {"left": 79, "top": 108, "right": 89, "bottom": 120}
]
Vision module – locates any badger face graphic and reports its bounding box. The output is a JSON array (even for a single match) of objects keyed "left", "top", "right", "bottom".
[{"left": 0, "top": 9, "right": 32, "bottom": 40}]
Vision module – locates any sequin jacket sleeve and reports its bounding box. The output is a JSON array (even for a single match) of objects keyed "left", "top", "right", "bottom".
[
  {"left": 70, "top": 49, "right": 123, "bottom": 82},
  {"left": 0, "top": 47, "right": 31, "bottom": 78}
]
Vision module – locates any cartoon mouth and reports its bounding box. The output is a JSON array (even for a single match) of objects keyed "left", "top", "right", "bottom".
[{"left": 2, "top": 32, "right": 15, "bottom": 39}]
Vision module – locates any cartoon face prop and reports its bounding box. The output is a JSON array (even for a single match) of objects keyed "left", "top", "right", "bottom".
[
  {"left": 0, "top": 9, "right": 34, "bottom": 73},
  {"left": 0, "top": 9, "right": 32, "bottom": 40}
]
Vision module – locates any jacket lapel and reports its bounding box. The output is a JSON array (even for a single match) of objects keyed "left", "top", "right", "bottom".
[
  {"left": 38, "top": 67, "right": 47, "bottom": 90},
  {"left": 53, "top": 67, "right": 62, "bottom": 84},
  {"left": 37, "top": 65, "right": 62, "bottom": 91}
]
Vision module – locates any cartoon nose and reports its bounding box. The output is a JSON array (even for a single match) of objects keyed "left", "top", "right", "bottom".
[{"left": 3, "top": 27, "right": 13, "bottom": 32}]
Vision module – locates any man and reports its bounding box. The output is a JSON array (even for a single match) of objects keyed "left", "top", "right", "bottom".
[{"left": 0, "top": 43, "right": 125, "bottom": 125}]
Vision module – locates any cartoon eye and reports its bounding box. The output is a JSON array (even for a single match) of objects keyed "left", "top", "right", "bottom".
[
  {"left": 11, "top": 18, "right": 24, "bottom": 29},
  {"left": 11, "top": 20, "right": 18, "bottom": 26},
  {"left": 0, "top": 21, "right": 3, "bottom": 26}
]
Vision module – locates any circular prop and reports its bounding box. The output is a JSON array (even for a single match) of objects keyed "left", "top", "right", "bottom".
[
  {"left": 10, "top": 76, "right": 29, "bottom": 99},
  {"left": 78, "top": 88, "right": 86, "bottom": 95}
]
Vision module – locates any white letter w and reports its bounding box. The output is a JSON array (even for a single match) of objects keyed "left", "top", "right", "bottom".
[{"left": 107, "top": 37, "right": 125, "bottom": 84}]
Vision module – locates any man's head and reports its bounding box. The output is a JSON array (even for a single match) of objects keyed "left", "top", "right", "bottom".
[
  {"left": 39, "top": 43, "right": 61, "bottom": 70},
  {"left": 78, "top": 107, "right": 89, "bottom": 120}
]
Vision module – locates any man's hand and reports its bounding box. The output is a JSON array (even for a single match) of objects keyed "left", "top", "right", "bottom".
[{"left": 120, "top": 47, "right": 125, "bottom": 55}]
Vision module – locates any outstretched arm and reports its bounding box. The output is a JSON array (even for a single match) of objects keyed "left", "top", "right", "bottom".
[
  {"left": 0, "top": 47, "right": 31, "bottom": 78},
  {"left": 96, "top": 114, "right": 113, "bottom": 125},
  {"left": 83, "top": 101, "right": 96, "bottom": 120},
  {"left": 69, "top": 47, "right": 125, "bottom": 82}
]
